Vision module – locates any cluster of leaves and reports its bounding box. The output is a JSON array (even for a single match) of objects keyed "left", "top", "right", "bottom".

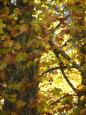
[
  {"left": 0, "top": 0, "right": 46, "bottom": 114},
  {"left": 0, "top": 0, "right": 86, "bottom": 115}
]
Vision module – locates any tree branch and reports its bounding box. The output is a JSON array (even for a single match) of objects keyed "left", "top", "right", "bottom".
[
  {"left": 49, "top": 40, "right": 81, "bottom": 72},
  {"left": 41, "top": 66, "right": 66, "bottom": 76},
  {"left": 41, "top": 65, "right": 74, "bottom": 76},
  {"left": 60, "top": 66, "right": 77, "bottom": 93},
  {"left": 58, "top": 55, "right": 78, "bottom": 94},
  {"left": 51, "top": 94, "right": 77, "bottom": 106},
  {"left": 62, "top": 38, "right": 72, "bottom": 47},
  {"left": 48, "top": 41, "right": 78, "bottom": 93}
]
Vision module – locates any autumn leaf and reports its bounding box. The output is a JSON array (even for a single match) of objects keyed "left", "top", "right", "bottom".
[
  {"left": 77, "top": 85, "right": 86, "bottom": 92},
  {"left": 31, "top": 20, "right": 41, "bottom": 33},
  {"left": 0, "top": 61, "right": 7, "bottom": 70},
  {"left": 0, "top": 111, "right": 9, "bottom": 115},
  {"left": 3, "top": 40, "right": 14, "bottom": 47},
  {"left": 15, "top": 52, "right": 28, "bottom": 62},
  {"left": 14, "top": 43, "right": 21, "bottom": 51},
  {"left": 0, "top": 19, "right": 6, "bottom": 34},
  {"left": 51, "top": 87, "right": 62, "bottom": 95},
  {"left": 45, "top": 13, "right": 57, "bottom": 22},
  {"left": 4, "top": 53, "right": 16, "bottom": 64},
  {"left": 19, "top": 24, "right": 29, "bottom": 33},
  {"left": 1, "top": 7, "right": 10, "bottom": 16}
]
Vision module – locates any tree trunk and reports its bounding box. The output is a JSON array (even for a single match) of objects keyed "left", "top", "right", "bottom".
[{"left": 2, "top": 1, "right": 40, "bottom": 114}]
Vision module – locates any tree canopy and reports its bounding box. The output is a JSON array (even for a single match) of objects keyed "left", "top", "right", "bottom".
[{"left": 0, "top": 0, "right": 86, "bottom": 115}]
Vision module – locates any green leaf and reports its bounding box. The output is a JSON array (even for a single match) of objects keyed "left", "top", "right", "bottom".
[
  {"left": 0, "top": 61, "right": 7, "bottom": 70},
  {"left": 27, "top": 61, "right": 36, "bottom": 68},
  {"left": 31, "top": 20, "right": 41, "bottom": 33},
  {"left": 0, "top": 29, "right": 4, "bottom": 34},
  {"left": 8, "top": 83, "right": 21, "bottom": 90},
  {"left": 0, "top": 19, "right": 5, "bottom": 34},
  {"left": 15, "top": 52, "right": 28, "bottom": 62},
  {"left": 0, "top": 112, "right": 9, "bottom": 115},
  {"left": 51, "top": 87, "right": 62, "bottom": 95}
]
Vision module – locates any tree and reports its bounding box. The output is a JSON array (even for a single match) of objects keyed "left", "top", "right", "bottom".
[
  {"left": 0, "top": 0, "right": 86, "bottom": 115},
  {"left": 0, "top": 0, "right": 42, "bottom": 114}
]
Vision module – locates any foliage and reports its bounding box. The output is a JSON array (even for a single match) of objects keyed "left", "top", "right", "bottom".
[{"left": 0, "top": 0, "right": 86, "bottom": 115}]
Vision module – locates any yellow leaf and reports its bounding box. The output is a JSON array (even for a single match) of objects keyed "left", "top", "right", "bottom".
[
  {"left": 0, "top": 35, "right": 10, "bottom": 41},
  {"left": 2, "top": 7, "right": 10, "bottom": 16},
  {"left": 31, "top": 21, "right": 41, "bottom": 33},
  {"left": 3, "top": 40, "right": 14, "bottom": 47},
  {"left": 80, "top": 96, "right": 85, "bottom": 101},
  {"left": 14, "top": 43, "right": 21, "bottom": 50},
  {"left": 77, "top": 85, "right": 86, "bottom": 92}
]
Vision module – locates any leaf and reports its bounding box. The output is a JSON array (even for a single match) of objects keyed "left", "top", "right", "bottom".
[
  {"left": 22, "top": 0, "right": 28, "bottom": 3},
  {"left": 80, "top": 63, "right": 86, "bottom": 71},
  {"left": 0, "top": 35, "right": 11, "bottom": 41},
  {"left": 4, "top": 53, "right": 16, "bottom": 64},
  {"left": 31, "top": 20, "right": 41, "bottom": 33},
  {"left": 0, "top": 61, "right": 7, "bottom": 70},
  {"left": 19, "top": 24, "right": 29, "bottom": 33},
  {"left": 9, "top": 94, "right": 17, "bottom": 103},
  {"left": 21, "top": 82, "right": 32, "bottom": 90},
  {"left": 15, "top": 52, "right": 28, "bottom": 62},
  {"left": 11, "top": 29, "right": 17, "bottom": 35},
  {"left": 45, "top": 13, "right": 57, "bottom": 22},
  {"left": 14, "top": 43, "right": 21, "bottom": 50},
  {"left": 51, "top": 87, "right": 62, "bottom": 95},
  {"left": 0, "top": 112, "right": 9, "bottom": 115},
  {"left": 69, "top": 107, "right": 81, "bottom": 115},
  {"left": 0, "top": 29, "right": 4, "bottom": 34},
  {"left": 77, "top": 85, "right": 86, "bottom": 92},
  {"left": 62, "top": 95, "right": 73, "bottom": 104},
  {"left": 8, "top": 83, "right": 21, "bottom": 90},
  {"left": 27, "top": 61, "right": 36, "bottom": 68},
  {"left": 0, "top": 19, "right": 6, "bottom": 34},
  {"left": 3, "top": 40, "right": 14, "bottom": 47},
  {"left": 80, "top": 96, "right": 85, "bottom": 101},
  {"left": 2, "top": 7, "right": 10, "bottom": 16}
]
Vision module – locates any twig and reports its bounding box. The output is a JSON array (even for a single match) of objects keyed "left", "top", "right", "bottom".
[
  {"left": 41, "top": 66, "right": 66, "bottom": 76},
  {"left": 58, "top": 55, "right": 78, "bottom": 94},
  {"left": 49, "top": 40, "right": 81, "bottom": 72},
  {"left": 51, "top": 94, "right": 77, "bottom": 106},
  {"left": 48, "top": 41, "right": 78, "bottom": 93},
  {"left": 41, "top": 65, "right": 73, "bottom": 76}
]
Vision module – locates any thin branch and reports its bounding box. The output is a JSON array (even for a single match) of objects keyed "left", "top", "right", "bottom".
[
  {"left": 60, "top": 66, "right": 77, "bottom": 93},
  {"left": 58, "top": 55, "right": 78, "bottom": 94},
  {"left": 49, "top": 40, "right": 81, "bottom": 72},
  {"left": 48, "top": 41, "right": 78, "bottom": 93},
  {"left": 51, "top": 94, "right": 77, "bottom": 106},
  {"left": 41, "top": 65, "right": 74, "bottom": 76},
  {"left": 41, "top": 66, "right": 66, "bottom": 76},
  {"left": 62, "top": 38, "right": 72, "bottom": 47}
]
